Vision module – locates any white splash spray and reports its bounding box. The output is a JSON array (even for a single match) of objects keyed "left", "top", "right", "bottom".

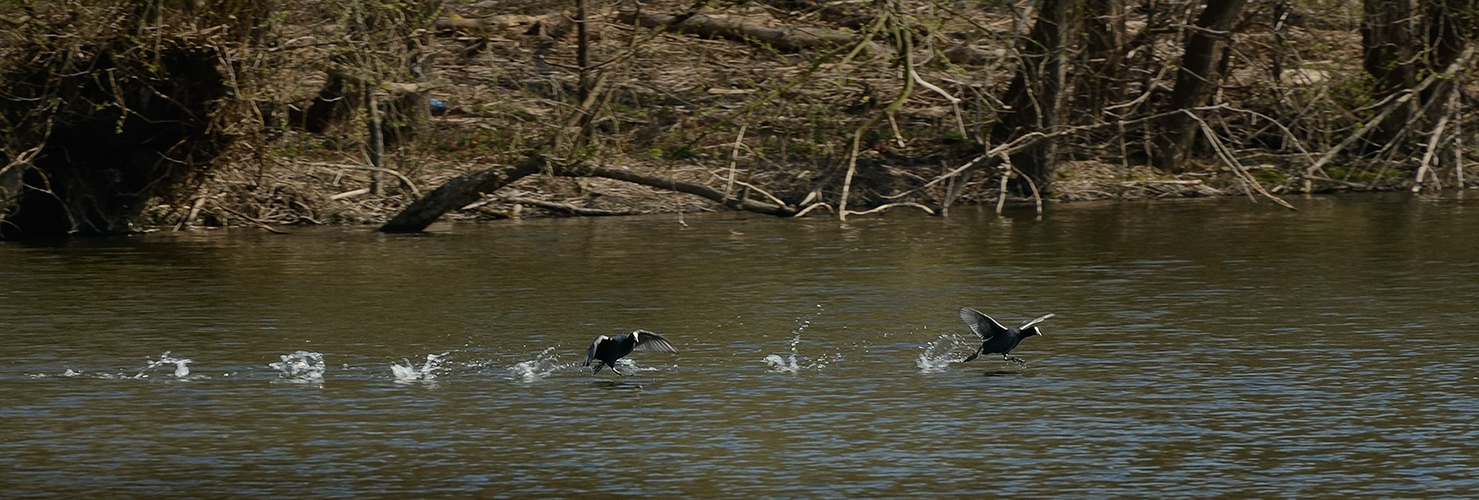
[
  {"left": 270, "top": 350, "right": 326, "bottom": 382},
  {"left": 392, "top": 352, "right": 449, "bottom": 382},
  {"left": 764, "top": 306, "right": 840, "bottom": 374},
  {"left": 138, "top": 351, "right": 195, "bottom": 379},
  {"left": 507, "top": 347, "right": 568, "bottom": 382},
  {"left": 917, "top": 333, "right": 977, "bottom": 373}
]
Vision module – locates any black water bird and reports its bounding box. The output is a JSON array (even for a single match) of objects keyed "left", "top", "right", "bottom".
[
  {"left": 584, "top": 329, "right": 679, "bottom": 377},
  {"left": 959, "top": 307, "right": 1053, "bottom": 364}
]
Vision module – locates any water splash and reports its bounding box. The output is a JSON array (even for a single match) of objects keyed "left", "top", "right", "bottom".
[
  {"left": 613, "top": 358, "right": 668, "bottom": 375},
  {"left": 392, "top": 352, "right": 449, "bottom": 383},
  {"left": 137, "top": 351, "right": 194, "bottom": 379},
  {"left": 764, "top": 307, "right": 840, "bottom": 374},
  {"left": 917, "top": 333, "right": 977, "bottom": 373},
  {"left": 26, "top": 368, "right": 84, "bottom": 379},
  {"left": 507, "top": 347, "right": 568, "bottom": 382},
  {"left": 762, "top": 353, "right": 801, "bottom": 374},
  {"left": 270, "top": 350, "right": 326, "bottom": 382}
]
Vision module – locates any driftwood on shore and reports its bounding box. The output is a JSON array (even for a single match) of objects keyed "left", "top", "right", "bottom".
[
  {"left": 379, "top": 155, "right": 798, "bottom": 233},
  {"left": 379, "top": 156, "right": 550, "bottom": 233},
  {"left": 614, "top": 11, "right": 865, "bottom": 52}
]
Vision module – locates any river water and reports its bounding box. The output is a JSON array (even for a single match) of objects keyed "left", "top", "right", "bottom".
[{"left": 2, "top": 193, "right": 1477, "bottom": 498}]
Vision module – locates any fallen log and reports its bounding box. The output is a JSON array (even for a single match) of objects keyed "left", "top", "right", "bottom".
[
  {"left": 379, "top": 156, "right": 548, "bottom": 233},
  {"left": 556, "top": 163, "right": 797, "bottom": 216},
  {"left": 378, "top": 155, "right": 798, "bottom": 233},
  {"left": 615, "top": 11, "right": 863, "bottom": 52}
]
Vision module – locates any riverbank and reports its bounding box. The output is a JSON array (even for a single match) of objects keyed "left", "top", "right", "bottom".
[
  {"left": 5, "top": 1, "right": 1470, "bottom": 235},
  {"left": 131, "top": 0, "right": 1423, "bottom": 229},
  {"left": 148, "top": 145, "right": 1423, "bottom": 230}
]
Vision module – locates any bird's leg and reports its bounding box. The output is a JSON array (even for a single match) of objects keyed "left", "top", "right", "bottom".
[{"left": 1003, "top": 354, "right": 1026, "bottom": 365}]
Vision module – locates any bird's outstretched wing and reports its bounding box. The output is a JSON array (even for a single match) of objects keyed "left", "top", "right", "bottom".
[
  {"left": 1017, "top": 313, "right": 1055, "bottom": 331},
  {"left": 584, "top": 335, "right": 608, "bottom": 366},
  {"left": 630, "top": 330, "right": 679, "bottom": 353},
  {"left": 959, "top": 307, "right": 1007, "bottom": 340}
]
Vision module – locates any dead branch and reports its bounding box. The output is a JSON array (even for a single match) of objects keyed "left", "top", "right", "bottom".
[
  {"left": 501, "top": 196, "right": 630, "bottom": 216},
  {"left": 330, "top": 188, "right": 371, "bottom": 200},
  {"left": 1303, "top": 44, "right": 1474, "bottom": 189},
  {"left": 380, "top": 155, "right": 549, "bottom": 233},
  {"left": 215, "top": 202, "right": 288, "bottom": 234},
  {"left": 615, "top": 11, "right": 866, "bottom": 52},
  {"left": 840, "top": 13, "right": 914, "bottom": 223},
  {"left": 1193, "top": 114, "right": 1297, "bottom": 210},
  {"left": 378, "top": 151, "right": 810, "bottom": 232},
  {"left": 723, "top": 123, "right": 747, "bottom": 201},
  {"left": 1413, "top": 88, "right": 1458, "bottom": 193},
  {"left": 556, "top": 163, "right": 797, "bottom": 216},
  {"left": 433, "top": 13, "right": 564, "bottom": 32},
  {"left": 844, "top": 202, "right": 935, "bottom": 217},
  {"left": 300, "top": 161, "right": 421, "bottom": 197},
  {"left": 793, "top": 202, "right": 834, "bottom": 217},
  {"left": 691, "top": 14, "right": 884, "bottom": 147}
]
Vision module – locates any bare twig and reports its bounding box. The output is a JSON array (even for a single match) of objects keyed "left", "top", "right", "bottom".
[
  {"left": 300, "top": 161, "right": 421, "bottom": 197},
  {"left": 1413, "top": 89, "right": 1455, "bottom": 193},
  {"left": 840, "top": 12, "right": 915, "bottom": 223},
  {"left": 693, "top": 13, "right": 886, "bottom": 147},
  {"left": 1014, "top": 163, "right": 1044, "bottom": 216},
  {"left": 1192, "top": 114, "right": 1297, "bottom": 210},
  {"left": 844, "top": 202, "right": 935, "bottom": 216},
  {"left": 724, "top": 123, "right": 747, "bottom": 201},
  {"left": 995, "top": 159, "right": 1010, "bottom": 215},
  {"left": 793, "top": 202, "right": 835, "bottom": 217},
  {"left": 1304, "top": 43, "right": 1474, "bottom": 188},
  {"left": 839, "top": 127, "right": 864, "bottom": 223},
  {"left": 330, "top": 188, "right": 372, "bottom": 200},
  {"left": 215, "top": 203, "right": 288, "bottom": 234},
  {"left": 1456, "top": 92, "right": 1467, "bottom": 188},
  {"left": 502, "top": 196, "right": 629, "bottom": 216},
  {"left": 713, "top": 177, "right": 789, "bottom": 208}
]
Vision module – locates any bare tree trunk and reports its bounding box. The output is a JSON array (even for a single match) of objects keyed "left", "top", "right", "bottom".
[
  {"left": 991, "top": 0, "right": 1079, "bottom": 194},
  {"left": 1361, "top": 0, "right": 1418, "bottom": 149},
  {"left": 576, "top": 0, "right": 594, "bottom": 145},
  {"left": 1423, "top": 0, "right": 1475, "bottom": 123},
  {"left": 1427, "top": 0, "right": 1475, "bottom": 69},
  {"left": 1149, "top": 0, "right": 1247, "bottom": 173},
  {"left": 1077, "top": 0, "right": 1127, "bottom": 122}
]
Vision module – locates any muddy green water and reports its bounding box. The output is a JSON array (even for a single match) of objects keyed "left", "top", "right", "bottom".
[{"left": 2, "top": 193, "right": 1478, "bottom": 498}]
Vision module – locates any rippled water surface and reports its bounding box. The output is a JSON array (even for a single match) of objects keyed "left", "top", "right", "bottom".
[{"left": 3, "top": 193, "right": 1478, "bottom": 497}]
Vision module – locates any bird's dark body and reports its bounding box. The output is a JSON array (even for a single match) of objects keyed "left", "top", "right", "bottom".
[
  {"left": 959, "top": 307, "right": 1052, "bottom": 363},
  {"left": 584, "top": 329, "right": 679, "bottom": 376},
  {"left": 587, "top": 335, "right": 638, "bottom": 373}
]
